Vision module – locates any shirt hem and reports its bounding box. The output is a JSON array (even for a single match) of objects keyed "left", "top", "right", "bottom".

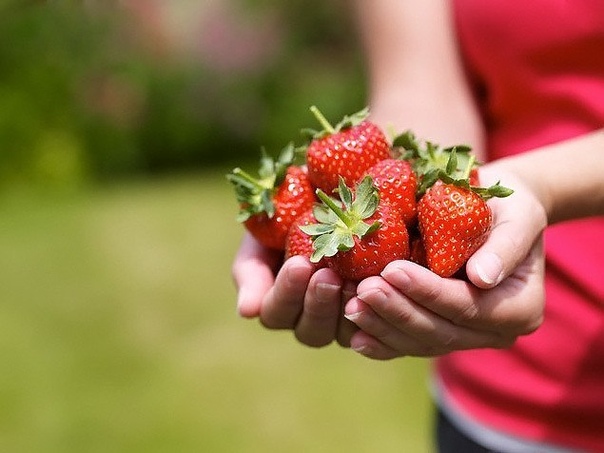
[{"left": 431, "top": 374, "right": 582, "bottom": 453}]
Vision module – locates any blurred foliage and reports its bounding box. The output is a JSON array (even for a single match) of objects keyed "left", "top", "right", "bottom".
[{"left": 0, "top": 0, "right": 366, "bottom": 191}]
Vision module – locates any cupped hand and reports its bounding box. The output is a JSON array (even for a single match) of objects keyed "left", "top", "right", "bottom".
[
  {"left": 343, "top": 169, "right": 549, "bottom": 360},
  {"left": 232, "top": 233, "right": 358, "bottom": 347}
]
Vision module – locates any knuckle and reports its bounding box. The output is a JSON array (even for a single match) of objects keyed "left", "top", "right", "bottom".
[
  {"left": 371, "top": 322, "right": 396, "bottom": 344},
  {"left": 451, "top": 301, "right": 480, "bottom": 326},
  {"left": 426, "top": 334, "right": 461, "bottom": 356},
  {"left": 440, "top": 332, "right": 461, "bottom": 350},
  {"left": 380, "top": 293, "right": 423, "bottom": 329},
  {"left": 421, "top": 282, "right": 446, "bottom": 304},
  {"left": 391, "top": 303, "right": 417, "bottom": 327}
]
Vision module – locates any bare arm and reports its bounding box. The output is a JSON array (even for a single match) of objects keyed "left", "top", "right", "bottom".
[
  {"left": 354, "top": 0, "right": 486, "bottom": 159},
  {"left": 233, "top": 0, "right": 604, "bottom": 358},
  {"left": 343, "top": 0, "right": 604, "bottom": 360},
  {"left": 488, "top": 129, "right": 604, "bottom": 224},
  {"left": 355, "top": 0, "right": 604, "bottom": 226}
]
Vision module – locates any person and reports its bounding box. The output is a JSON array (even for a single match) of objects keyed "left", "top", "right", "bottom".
[{"left": 232, "top": 1, "right": 604, "bottom": 451}]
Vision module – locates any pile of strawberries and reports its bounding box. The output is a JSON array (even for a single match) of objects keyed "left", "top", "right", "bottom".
[{"left": 228, "top": 107, "right": 512, "bottom": 281}]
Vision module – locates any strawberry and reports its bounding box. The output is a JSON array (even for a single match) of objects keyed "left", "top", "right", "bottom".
[
  {"left": 409, "top": 235, "right": 428, "bottom": 268},
  {"left": 418, "top": 181, "right": 492, "bottom": 277},
  {"left": 304, "top": 106, "right": 391, "bottom": 195},
  {"left": 227, "top": 144, "right": 316, "bottom": 251},
  {"left": 301, "top": 176, "right": 410, "bottom": 281},
  {"left": 417, "top": 150, "right": 513, "bottom": 277},
  {"left": 365, "top": 158, "right": 418, "bottom": 226},
  {"left": 469, "top": 168, "right": 480, "bottom": 187},
  {"left": 284, "top": 207, "right": 327, "bottom": 269}
]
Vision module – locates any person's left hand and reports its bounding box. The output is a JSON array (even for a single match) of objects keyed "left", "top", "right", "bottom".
[{"left": 342, "top": 168, "right": 548, "bottom": 359}]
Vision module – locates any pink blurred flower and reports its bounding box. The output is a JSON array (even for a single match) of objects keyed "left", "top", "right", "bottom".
[{"left": 196, "top": 2, "right": 283, "bottom": 74}]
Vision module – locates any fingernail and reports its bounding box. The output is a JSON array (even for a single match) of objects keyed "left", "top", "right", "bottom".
[
  {"left": 351, "top": 343, "right": 368, "bottom": 354},
  {"left": 344, "top": 312, "right": 361, "bottom": 322},
  {"left": 344, "top": 298, "right": 364, "bottom": 322},
  {"left": 475, "top": 252, "right": 503, "bottom": 286},
  {"left": 357, "top": 288, "right": 387, "bottom": 305},
  {"left": 285, "top": 260, "right": 310, "bottom": 285},
  {"left": 380, "top": 261, "right": 403, "bottom": 277},
  {"left": 380, "top": 262, "right": 411, "bottom": 288},
  {"left": 349, "top": 335, "right": 370, "bottom": 355},
  {"left": 236, "top": 288, "right": 248, "bottom": 317}
]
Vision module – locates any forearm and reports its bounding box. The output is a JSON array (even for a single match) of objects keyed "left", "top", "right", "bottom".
[
  {"left": 354, "top": 0, "right": 486, "bottom": 158},
  {"left": 354, "top": 0, "right": 604, "bottom": 225},
  {"left": 486, "top": 129, "right": 604, "bottom": 224}
]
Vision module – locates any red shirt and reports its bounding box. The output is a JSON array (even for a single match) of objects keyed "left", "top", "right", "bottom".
[{"left": 437, "top": 1, "right": 604, "bottom": 451}]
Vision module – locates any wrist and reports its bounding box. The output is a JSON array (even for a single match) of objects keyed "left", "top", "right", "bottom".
[
  {"left": 481, "top": 159, "right": 552, "bottom": 224},
  {"left": 480, "top": 129, "right": 604, "bottom": 225}
]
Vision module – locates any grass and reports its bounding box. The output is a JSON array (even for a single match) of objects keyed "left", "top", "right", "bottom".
[{"left": 0, "top": 169, "right": 433, "bottom": 453}]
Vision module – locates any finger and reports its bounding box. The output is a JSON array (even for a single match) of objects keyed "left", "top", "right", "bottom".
[
  {"left": 466, "top": 177, "right": 547, "bottom": 289},
  {"left": 294, "top": 268, "right": 343, "bottom": 347},
  {"left": 346, "top": 298, "right": 431, "bottom": 359},
  {"left": 346, "top": 277, "right": 507, "bottom": 354},
  {"left": 336, "top": 280, "right": 359, "bottom": 348},
  {"left": 346, "top": 299, "right": 495, "bottom": 360},
  {"left": 232, "top": 233, "right": 283, "bottom": 318},
  {"left": 349, "top": 330, "right": 403, "bottom": 360},
  {"left": 349, "top": 327, "right": 513, "bottom": 361},
  {"left": 381, "top": 258, "right": 544, "bottom": 336},
  {"left": 259, "top": 255, "right": 313, "bottom": 329}
]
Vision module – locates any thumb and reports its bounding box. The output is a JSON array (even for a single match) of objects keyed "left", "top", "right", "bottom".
[{"left": 466, "top": 189, "right": 547, "bottom": 289}]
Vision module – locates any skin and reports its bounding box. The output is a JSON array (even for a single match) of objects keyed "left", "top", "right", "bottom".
[{"left": 232, "top": 0, "right": 604, "bottom": 359}]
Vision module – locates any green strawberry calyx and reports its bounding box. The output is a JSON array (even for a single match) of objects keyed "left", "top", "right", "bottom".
[
  {"left": 300, "top": 176, "right": 381, "bottom": 263},
  {"left": 393, "top": 130, "right": 474, "bottom": 180},
  {"left": 301, "top": 106, "right": 370, "bottom": 141},
  {"left": 226, "top": 143, "right": 296, "bottom": 222},
  {"left": 392, "top": 130, "right": 513, "bottom": 199},
  {"left": 423, "top": 149, "right": 514, "bottom": 200}
]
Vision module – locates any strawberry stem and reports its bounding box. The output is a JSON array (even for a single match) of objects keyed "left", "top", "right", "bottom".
[
  {"left": 316, "top": 189, "right": 351, "bottom": 227},
  {"left": 310, "top": 105, "right": 336, "bottom": 135},
  {"left": 231, "top": 167, "right": 272, "bottom": 191}
]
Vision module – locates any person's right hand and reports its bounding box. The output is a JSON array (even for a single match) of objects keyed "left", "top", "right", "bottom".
[{"left": 232, "top": 233, "right": 358, "bottom": 347}]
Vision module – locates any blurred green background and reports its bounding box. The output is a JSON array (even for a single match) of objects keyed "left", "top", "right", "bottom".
[{"left": 0, "top": 1, "right": 432, "bottom": 451}]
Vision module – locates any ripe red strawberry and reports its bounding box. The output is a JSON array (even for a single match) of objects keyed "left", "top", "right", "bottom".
[
  {"left": 284, "top": 208, "right": 327, "bottom": 269},
  {"left": 416, "top": 151, "right": 513, "bottom": 277},
  {"left": 304, "top": 106, "right": 391, "bottom": 195},
  {"left": 418, "top": 181, "right": 493, "bottom": 277},
  {"left": 301, "top": 176, "right": 410, "bottom": 281},
  {"left": 227, "top": 144, "right": 316, "bottom": 251},
  {"left": 365, "top": 158, "right": 418, "bottom": 226},
  {"left": 409, "top": 235, "right": 428, "bottom": 268}
]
